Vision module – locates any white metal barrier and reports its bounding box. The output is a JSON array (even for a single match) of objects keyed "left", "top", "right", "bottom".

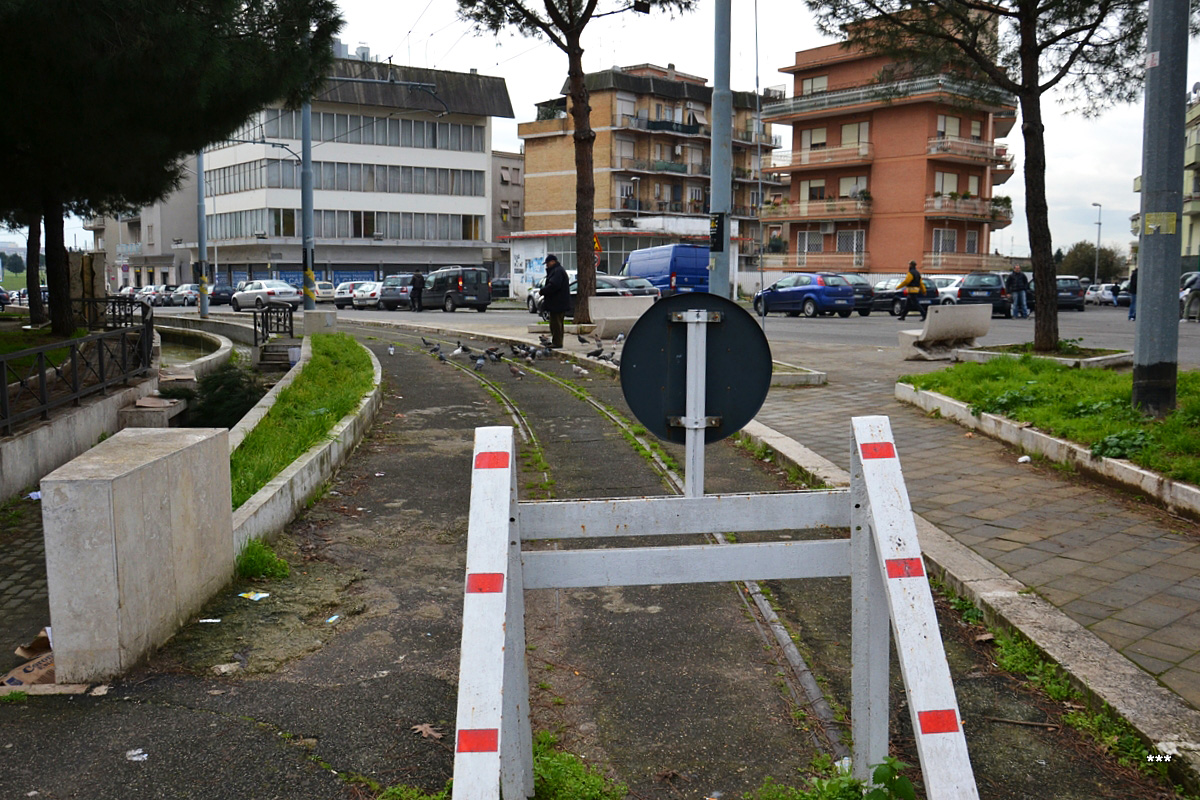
[{"left": 451, "top": 417, "right": 978, "bottom": 799}]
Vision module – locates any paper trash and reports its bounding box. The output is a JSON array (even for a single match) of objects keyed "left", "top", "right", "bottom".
[
  {"left": 2, "top": 651, "right": 55, "bottom": 687},
  {"left": 237, "top": 592, "right": 269, "bottom": 602},
  {"left": 15, "top": 628, "right": 51, "bottom": 660}
]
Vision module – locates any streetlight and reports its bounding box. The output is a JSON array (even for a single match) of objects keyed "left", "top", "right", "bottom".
[
  {"left": 631, "top": 176, "right": 640, "bottom": 220},
  {"left": 1092, "top": 202, "right": 1102, "bottom": 286}
]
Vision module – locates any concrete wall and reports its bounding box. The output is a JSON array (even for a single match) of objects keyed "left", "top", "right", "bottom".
[{"left": 40, "top": 428, "right": 233, "bottom": 682}]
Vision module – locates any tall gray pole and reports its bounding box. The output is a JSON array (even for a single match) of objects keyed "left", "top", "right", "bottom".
[
  {"left": 709, "top": 0, "right": 732, "bottom": 298},
  {"left": 301, "top": 100, "right": 316, "bottom": 310},
  {"left": 1091, "top": 202, "right": 1101, "bottom": 287},
  {"left": 1133, "top": 0, "right": 1188, "bottom": 416},
  {"left": 196, "top": 150, "right": 210, "bottom": 319}
]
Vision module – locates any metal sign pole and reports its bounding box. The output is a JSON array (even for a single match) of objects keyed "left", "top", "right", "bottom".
[{"left": 681, "top": 310, "right": 712, "bottom": 498}]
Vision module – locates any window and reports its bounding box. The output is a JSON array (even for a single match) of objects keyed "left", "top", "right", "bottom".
[
  {"left": 279, "top": 110, "right": 294, "bottom": 139},
  {"left": 388, "top": 118, "right": 400, "bottom": 147},
  {"left": 510, "top": 167, "right": 521, "bottom": 185},
  {"left": 363, "top": 164, "right": 375, "bottom": 192},
  {"left": 801, "top": 127, "right": 827, "bottom": 150},
  {"left": 688, "top": 186, "right": 704, "bottom": 202},
  {"left": 617, "top": 94, "right": 635, "bottom": 120},
  {"left": 267, "top": 160, "right": 281, "bottom": 188},
  {"left": 935, "top": 172, "right": 958, "bottom": 195},
  {"left": 511, "top": 201, "right": 520, "bottom": 219},
  {"left": 801, "top": 75, "right": 828, "bottom": 95},
  {"left": 967, "top": 175, "right": 980, "bottom": 196},
  {"left": 501, "top": 166, "right": 511, "bottom": 184},
  {"left": 801, "top": 179, "right": 825, "bottom": 201},
  {"left": 147, "top": 225, "right": 154, "bottom": 245},
  {"left": 841, "top": 121, "right": 869, "bottom": 146},
  {"left": 322, "top": 162, "right": 335, "bottom": 191},
  {"left": 336, "top": 162, "right": 349, "bottom": 191},
  {"left": 839, "top": 176, "right": 867, "bottom": 198},
  {"left": 335, "top": 114, "right": 348, "bottom": 142},
  {"left": 933, "top": 228, "right": 957, "bottom": 253},
  {"left": 965, "top": 230, "right": 979, "bottom": 254},
  {"left": 970, "top": 120, "right": 982, "bottom": 141},
  {"left": 450, "top": 124, "right": 461, "bottom": 150},
  {"left": 349, "top": 163, "right": 361, "bottom": 192},
  {"left": 501, "top": 202, "right": 510, "bottom": 223},
  {"left": 798, "top": 231, "right": 823, "bottom": 253},
  {"left": 362, "top": 116, "right": 375, "bottom": 145},
  {"left": 347, "top": 115, "right": 361, "bottom": 144},
  {"left": 937, "top": 114, "right": 960, "bottom": 138}
]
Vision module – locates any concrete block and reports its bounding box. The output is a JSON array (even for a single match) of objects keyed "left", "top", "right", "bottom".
[
  {"left": 304, "top": 309, "right": 338, "bottom": 336},
  {"left": 40, "top": 428, "right": 233, "bottom": 683}
]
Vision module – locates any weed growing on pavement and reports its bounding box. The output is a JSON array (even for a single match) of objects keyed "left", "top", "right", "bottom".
[
  {"left": 747, "top": 757, "right": 915, "bottom": 800},
  {"left": 0, "top": 691, "right": 28, "bottom": 704},
  {"left": 230, "top": 334, "right": 373, "bottom": 508},
  {"left": 377, "top": 783, "right": 450, "bottom": 800},
  {"left": 901, "top": 358, "right": 1200, "bottom": 484},
  {"left": 235, "top": 539, "right": 290, "bottom": 580},
  {"left": 531, "top": 731, "right": 627, "bottom": 800},
  {"left": 1063, "top": 707, "right": 1165, "bottom": 779},
  {"left": 992, "top": 630, "right": 1078, "bottom": 702}
]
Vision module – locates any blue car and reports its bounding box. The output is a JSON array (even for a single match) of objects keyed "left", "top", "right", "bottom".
[{"left": 753, "top": 272, "right": 856, "bottom": 318}]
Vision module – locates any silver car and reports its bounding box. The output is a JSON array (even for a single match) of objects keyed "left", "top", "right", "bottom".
[
  {"left": 170, "top": 284, "right": 201, "bottom": 306},
  {"left": 230, "top": 279, "right": 301, "bottom": 311}
]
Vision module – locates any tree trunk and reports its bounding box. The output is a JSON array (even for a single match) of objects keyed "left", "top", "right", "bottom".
[
  {"left": 566, "top": 30, "right": 596, "bottom": 326},
  {"left": 1019, "top": 91, "right": 1059, "bottom": 350},
  {"left": 24, "top": 212, "right": 46, "bottom": 325},
  {"left": 42, "top": 198, "right": 73, "bottom": 337}
]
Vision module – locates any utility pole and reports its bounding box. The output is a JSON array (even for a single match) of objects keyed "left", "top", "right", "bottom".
[
  {"left": 197, "top": 150, "right": 209, "bottom": 318},
  {"left": 301, "top": 101, "right": 316, "bottom": 311},
  {"left": 709, "top": 0, "right": 732, "bottom": 299},
  {"left": 1133, "top": 0, "right": 1188, "bottom": 416},
  {"left": 1091, "top": 202, "right": 1102, "bottom": 286}
]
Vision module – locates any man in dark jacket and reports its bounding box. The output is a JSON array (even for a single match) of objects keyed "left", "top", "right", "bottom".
[
  {"left": 539, "top": 255, "right": 570, "bottom": 347},
  {"left": 1128, "top": 268, "right": 1138, "bottom": 321},
  {"left": 410, "top": 270, "right": 425, "bottom": 311},
  {"left": 1007, "top": 265, "right": 1030, "bottom": 319},
  {"left": 895, "top": 261, "right": 925, "bottom": 321}
]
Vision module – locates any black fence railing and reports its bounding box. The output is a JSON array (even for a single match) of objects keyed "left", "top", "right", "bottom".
[
  {"left": 252, "top": 301, "right": 294, "bottom": 346},
  {"left": 72, "top": 296, "right": 147, "bottom": 330},
  {"left": 1, "top": 303, "right": 155, "bottom": 436}
]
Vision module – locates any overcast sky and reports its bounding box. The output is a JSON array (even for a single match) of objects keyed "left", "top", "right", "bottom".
[{"left": 15, "top": 0, "right": 1200, "bottom": 262}]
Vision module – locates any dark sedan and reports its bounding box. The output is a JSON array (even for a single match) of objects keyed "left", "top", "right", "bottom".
[
  {"left": 209, "top": 284, "right": 234, "bottom": 305},
  {"left": 837, "top": 272, "right": 875, "bottom": 316},
  {"left": 1028, "top": 276, "right": 1085, "bottom": 313},
  {"left": 955, "top": 272, "right": 1012, "bottom": 317},
  {"left": 872, "top": 278, "right": 939, "bottom": 316}
]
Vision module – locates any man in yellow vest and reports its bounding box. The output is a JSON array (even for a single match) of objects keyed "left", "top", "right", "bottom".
[{"left": 895, "top": 260, "right": 925, "bottom": 322}]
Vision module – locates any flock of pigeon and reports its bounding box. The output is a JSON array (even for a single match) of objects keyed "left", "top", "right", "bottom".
[{"left": 417, "top": 333, "right": 624, "bottom": 380}]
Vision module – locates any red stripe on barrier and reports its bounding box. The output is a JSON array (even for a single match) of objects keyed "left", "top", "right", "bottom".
[
  {"left": 918, "top": 709, "right": 959, "bottom": 735},
  {"left": 457, "top": 728, "right": 499, "bottom": 752},
  {"left": 885, "top": 557, "right": 925, "bottom": 579},
  {"left": 474, "top": 451, "right": 510, "bottom": 469},
  {"left": 466, "top": 573, "right": 504, "bottom": 593},
  {"left": 860, "top": 442, "right": 896, "bottom": 459}
]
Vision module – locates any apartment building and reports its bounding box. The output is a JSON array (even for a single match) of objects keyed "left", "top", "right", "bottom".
[
  {"left": 90, "top": 54, "right": 514, "bottom": 290},
  {"left": 490, "top": 150, "right": 525, "bottom": 275},
  {"left": 761, "top": 42, "right": 1016, "bottom": 275},
  {"left": 513, "top": 63, "right": 781, "bottom": 290}
]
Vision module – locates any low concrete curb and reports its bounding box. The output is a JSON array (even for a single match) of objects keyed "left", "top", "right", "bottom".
[
  {"left": 894, "top": 382, "right": 1200, "bottom": 521},
  {"left": 739, "top": 417, "right": 1200, "bottom": 789},
  {"left": 952, "top": 346, "right": 1133, "bottom": 369},
  {"left": 228, "top": 337, "right": 313, "bottom": 453},
  {"left": 231, "top": 340, "right": 383, "bottom": 552},
  {"left": 771, "top": 361, "right": 827, "bottom": 386},
  {"left": 157, "top": 325, "right": 232, "bottom": 380}
]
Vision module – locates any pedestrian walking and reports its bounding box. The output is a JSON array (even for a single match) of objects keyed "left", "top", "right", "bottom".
[
  {"left": 895, "top": 261, "right": 925, "bottom": 321},
  {"left": 1006, "top": 264, "right": 1030, "bottom": 319},
  {"left": 410, "top": 270, "right": 425, "bottom": 311},
  {"left": 1183, "top": 273, "right": 1200, "bottom": 321},
  {"left": 1128, "top": 268, "right": 1138, "bottom": 321},
  {"left": 539, "top": 255, "right": 570, "bottom": 348}
]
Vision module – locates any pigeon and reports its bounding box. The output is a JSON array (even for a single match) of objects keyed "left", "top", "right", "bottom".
[
  {"left": 387, "top": 345, "right": 395, "bottom": 356},
  {"left": 421, "top": 336, "right": 433, "bottom": 347},
  {"left": 539, "top": 347, "right": 555, "bottom": 358},
  {"left": 436, "top": 353, "right": 449, "bottom": 363},
  {"left": 429, "top": 342, "right": 441, "bottom": 354},
  {"left": 487, "top": 350, "right": 502, "bottom": 363},
  {"left": 586, "top": 346, "right": 603, "bottom": 358},
  {"left": 474, "top": 356, "right": 486, "bottom": 371},
  {"left": 577, "top": 333, "right": 590, "bottom": 345},
  {"left": 572, "top": 364, "right": 589, "bottom": 376},
  {"left": 451, "top": 345, "right": 465, "bottom": 357},
  {"left": 615, "top": 333, "right": 626, "bottom": 344},
  {"left": 611, "top": 357, "right": 621, "bottom": 367},
  {"left": 457, "top": 341, "right": 473, "bottom": 354},
  {"left": 509, "top": 363, "right": 526, "bottom": 379},
  {"left": 593, "top": 335, "right": 603, "bottom": 346},
  {"left": 538, "top": 334, "right": 552, "bottom": 346}
]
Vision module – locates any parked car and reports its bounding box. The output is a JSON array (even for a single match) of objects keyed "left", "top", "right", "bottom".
[
  {"left": 230, "top": 279, "right": 301, "bottom": 311},
  {"left": 932, "top": 275, "right": 965, "bottom": 304},
  {"left": 379, "top": 273, "right": 413, "bottom": 310},
  {"left": 0, "top": 286, "right": 8, "bottom": 309},
  {"left": 209, "top": 283, "right": 234, "bottom": 305},
  {"left": 617, "top": 276, "right": 661, "bottom": 299},
  {"left": 753, "top": 272, "right": 856, "bottom": 318},
  {"left": 155, "top": 285, "right": 178, "bottom": 306},
  {"left": 837, "top": 272, "right": 875, "bottom": 316},
  {"left": 1116, "top": 280, "right": 1132, "bottom": 307},
  {"left": 1084, "top": 283, "right": 1117, "bottom": 305},
  {"left": 1028, "top": 276, "right": 1085, "bottom": 312},
  {"left": 170, "top": 284, "right": 201, "bottom": 306},
  {"left": 623, "top": 243, "right": 709, "bottom": 295},
  {"left": 419, "top": 265, "right": 492, "bottom": 312},
  {"left": 529, "top": 273, "right": 643, "bottom": 318},
  {"left": 351, "top": 282, "right": 383, "bottom": 309},
  {"left": 314, "top": 281, "right": 336, "bottom": 303},
  {"left": 490, "top": 276, "right": 511, "bottom": 298},
  {"left": 872, "top": 277, "right": 939, "bottom": 316},
  {"left": 955, "top": 272, "right": 1011, "bottom": 317},
  {"left": 334, "top": 281, "right": 369, "bottom": 309},
  {"left": 137, "top": 285, "right": 162, "bottom": 305},
  {"left": 527, "top": 271, "right": 578, "bottom": 313},
  {"left": 116, "top": 285, "right": 139, "bottom": 298}
]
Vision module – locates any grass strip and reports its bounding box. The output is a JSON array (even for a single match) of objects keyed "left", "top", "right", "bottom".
[
  {"left": 0, "top": 327, "right": 88, "bottom": 372},
  {"left": 901, "top": 356, "right": 1200, "bottom": 485},
  {"left": 230, "top": 333, "right": 373, "bottom": 509}
]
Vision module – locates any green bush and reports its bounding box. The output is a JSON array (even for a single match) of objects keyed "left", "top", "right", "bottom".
[
  {"left": 235, "top": 539, "right": 289, "bottom": 580},
  {"left": 190, "top": 362, "right": 265, "bottom": 429},
  {"left": 532, "top": 731, "right": 626, "bottom": 800}
]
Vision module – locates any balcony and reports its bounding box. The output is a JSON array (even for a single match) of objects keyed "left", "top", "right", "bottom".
[
  {"left": 82, "top": 217, "right": 106, "bottom": 232},
  {"left": 921, "top": 252, "right": 1005, "bottom": 272},
  {"left": 1183, "top": 195, "right": 1200, "bottom": 217},
  {"left": 762, "top": 74, "right": 1017, "bottom": 121},
  {"left": 733, "top": 166, "right": 782, "bottom": 184},
  {"left": 927, "top": 136, "right": 1011, "bottom": 168},
  {"left": 759, "top": 253, "right": 871, "bottom": 271},
  {"left": 649, "top": 200, "right": 709, "bottom": 215},
  {"left": 648, "top": 119, "right": 711, "bottom": 137},
  {"left": 1187, "top": 143, "right": 1200, "bottom": 169},
  {"left": 733, "top": 128, "right": 782, "bottom": 147},
  {"left": 767, "top": 143, "right": 874, "bottom": 171},
  {"left": 762, "top": 198, "right": 872, "bottom": 221},
  {"left": 117, "top": 242, "right": 143, "bottom": 256},
  {"left": 924, "top": 195, "right": 1012, "bottom": 227}
]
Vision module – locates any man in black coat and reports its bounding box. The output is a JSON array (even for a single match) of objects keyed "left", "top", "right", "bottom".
[
  {"left": 539, "top": 255, "right": 570, "bottom": 347},
  {"left": 410, "top": 270, "right": 425, "bottom": 311}
]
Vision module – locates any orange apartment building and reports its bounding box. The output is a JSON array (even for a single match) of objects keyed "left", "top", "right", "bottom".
[
  {"left": 515, "top": 63, "right": 782, "bottom": 278},
  {"left": 761, "top": 41, "right": 1017, "bottom": 275}
]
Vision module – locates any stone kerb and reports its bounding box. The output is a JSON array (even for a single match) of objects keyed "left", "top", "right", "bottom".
[
  {"left": 40, "top": 428, "right": 233, "bottom": 683},
  {"left": 230, "top": 342, "right": 382, "bottom": 551},
  {"left": 156, "top": 325, "right": 232, "bottom": 380},
  {"left": 894, "top": 382, "right": 1200, "bottom": 520}
]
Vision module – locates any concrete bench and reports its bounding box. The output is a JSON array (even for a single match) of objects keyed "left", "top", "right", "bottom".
[
  {"left": 590, "top": 295, "right": 657, "bottom": 339},
  {"left": 898, "top": 303, "right": 991, "bottom": 361}
]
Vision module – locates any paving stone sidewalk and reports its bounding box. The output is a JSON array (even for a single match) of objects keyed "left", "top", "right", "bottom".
[{"left": 756, "top": 342, "right": 1200, "bottom": 711}]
